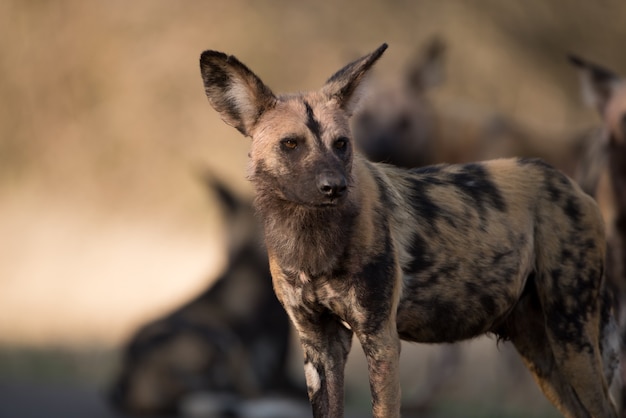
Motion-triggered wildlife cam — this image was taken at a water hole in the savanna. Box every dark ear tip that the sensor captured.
[567,54,585,68]
[366,43,388,63]
[200,50,228,65]
[427,36,446,55]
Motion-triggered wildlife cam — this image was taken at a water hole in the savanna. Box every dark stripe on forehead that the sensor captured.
[304,101,323,143]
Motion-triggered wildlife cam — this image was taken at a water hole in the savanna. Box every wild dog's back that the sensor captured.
[363,157,606,343]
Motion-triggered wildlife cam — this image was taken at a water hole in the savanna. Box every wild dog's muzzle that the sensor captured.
[316,170,347,200]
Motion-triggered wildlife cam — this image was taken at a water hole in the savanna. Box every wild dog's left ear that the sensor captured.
[568,54,621,117]
[200,50,277,137]
[323,43,388,116]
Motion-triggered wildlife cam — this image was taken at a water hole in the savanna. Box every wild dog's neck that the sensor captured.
[253,191,358,278]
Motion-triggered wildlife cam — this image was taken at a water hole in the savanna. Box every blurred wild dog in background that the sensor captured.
[199,43,619,418]
[352,37,444,168]
[571,55,626,415]
[109,175,305,417]
[353,37,585,175]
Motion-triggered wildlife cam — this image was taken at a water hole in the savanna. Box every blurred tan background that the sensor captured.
[2,0,626,416]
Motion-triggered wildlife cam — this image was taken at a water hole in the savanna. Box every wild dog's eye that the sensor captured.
[280,137,298,150]
[334,137,349,150]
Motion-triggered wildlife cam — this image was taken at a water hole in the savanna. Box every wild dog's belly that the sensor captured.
[396,250,531,343]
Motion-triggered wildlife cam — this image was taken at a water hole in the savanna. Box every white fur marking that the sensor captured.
[226,81,256,120]
[304,361,321,394]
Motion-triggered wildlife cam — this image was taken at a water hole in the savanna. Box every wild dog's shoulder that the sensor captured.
[367,157,549,189]
[365,156,593,221]
[446,157,576,194]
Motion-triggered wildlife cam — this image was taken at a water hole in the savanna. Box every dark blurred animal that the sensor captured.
[109,175,303,416]
[352,37,444,168]
[353,38,584,176]
[199,43,618,418]
[570,55,626,414]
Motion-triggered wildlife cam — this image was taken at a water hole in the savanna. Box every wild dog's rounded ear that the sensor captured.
[569,54,626,144]
[323,43,388,117]
[405,36,446,94]
[568,54,620,117]
[196,168,242,214]
[200,50,277,137]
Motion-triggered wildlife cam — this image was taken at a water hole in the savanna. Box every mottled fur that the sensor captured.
[199,44,618,418]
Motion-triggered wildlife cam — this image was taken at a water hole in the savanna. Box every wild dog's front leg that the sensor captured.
[356,320,402,418]
[297,313,353,418]
[270,263,353,417]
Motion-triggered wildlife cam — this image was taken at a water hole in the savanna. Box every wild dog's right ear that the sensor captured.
[568,54,620,117]
[200,50,277,137]
[323,43,388,116]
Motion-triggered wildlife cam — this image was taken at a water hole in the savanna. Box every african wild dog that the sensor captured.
[109,175,304,416]
[570,55,626,414]
[199,44,618,417]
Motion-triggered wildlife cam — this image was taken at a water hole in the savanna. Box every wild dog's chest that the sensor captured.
[279,271,363,327]
[277,249,399,334]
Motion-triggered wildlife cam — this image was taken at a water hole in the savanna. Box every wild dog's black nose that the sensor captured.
[317,171,347,198]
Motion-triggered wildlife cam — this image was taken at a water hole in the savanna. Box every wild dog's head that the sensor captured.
[570,55,626,213]
[570,55,626,146]
[353,38,444,168]
[199,44,387,208]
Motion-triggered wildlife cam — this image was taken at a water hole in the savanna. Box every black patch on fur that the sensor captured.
[560,248,574,263]
[405,177,445,226]
[405,233,434,275]
[564,197,582,224]
[304,101,323,144]
[527,159,572,204]
[464,281,481,297]
[450,163,507,214]
[355,231,397,334]
[492,249,514,265]
[516,157,552,168]
[480,294,497,317]
[368,163,397,212]
[547,301,594,352]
